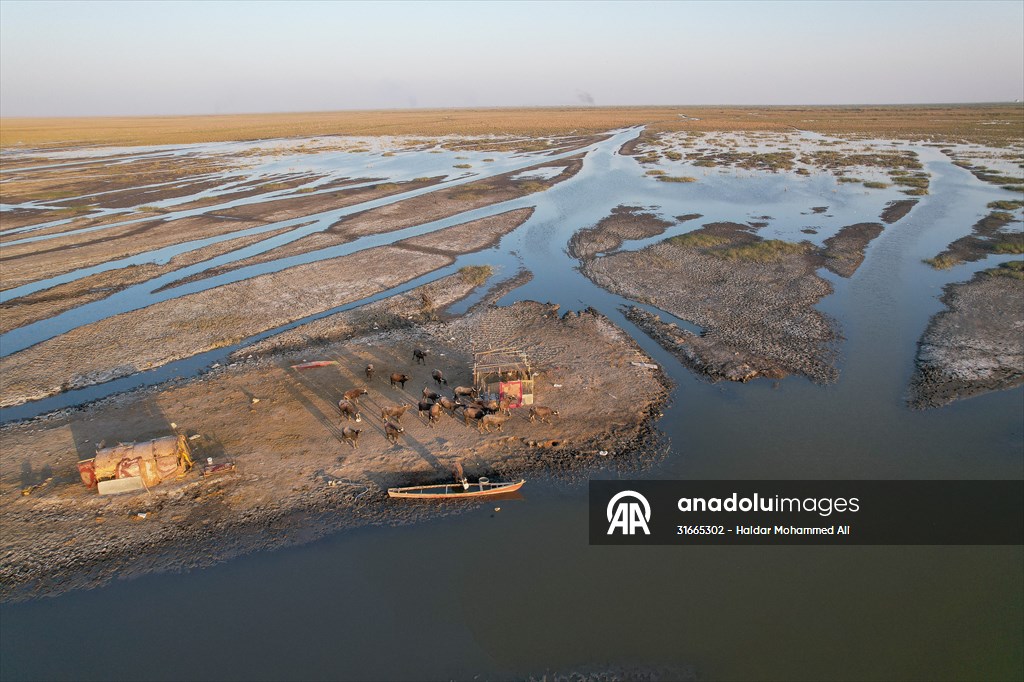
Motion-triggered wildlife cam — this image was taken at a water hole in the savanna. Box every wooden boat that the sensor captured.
[388,478,525,499]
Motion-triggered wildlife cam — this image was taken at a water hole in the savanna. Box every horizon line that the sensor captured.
[3,101,1023,121]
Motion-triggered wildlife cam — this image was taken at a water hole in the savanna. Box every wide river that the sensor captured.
[1,129,1022,681]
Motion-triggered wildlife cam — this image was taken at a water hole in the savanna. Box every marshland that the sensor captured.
[1,105,1022,681]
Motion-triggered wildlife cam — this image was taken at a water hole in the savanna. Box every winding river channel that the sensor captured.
[1,128,1021,681]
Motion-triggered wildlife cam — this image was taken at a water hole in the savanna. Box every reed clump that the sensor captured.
[984,260,1024,280]
[458,265,493,286]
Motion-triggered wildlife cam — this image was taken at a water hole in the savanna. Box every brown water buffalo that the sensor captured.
[365,364,375,380]
[431,369,447,385]
[498,396,515,416]
[480,414,510,432]
[384,421,405,444]
[343,387,368,403]
[390,373,411,389]
[381,404,412,423]
[338,399,361,422]
[438,396,461,416]
[453,386,478,400]
[413,348,429,364]
[529,406,559,424]
[342,426,361,448]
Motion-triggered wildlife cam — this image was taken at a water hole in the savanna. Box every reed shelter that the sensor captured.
[472,348,534,407]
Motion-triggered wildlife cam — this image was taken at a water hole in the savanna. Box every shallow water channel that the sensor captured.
[1,129,1022,681]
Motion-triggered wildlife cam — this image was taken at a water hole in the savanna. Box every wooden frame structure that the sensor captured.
[472,348,534,407]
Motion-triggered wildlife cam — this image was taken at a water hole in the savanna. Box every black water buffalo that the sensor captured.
[413,348,429,364]
[431,369,447,386]
[462,406,486,426]
[418,401,441,428]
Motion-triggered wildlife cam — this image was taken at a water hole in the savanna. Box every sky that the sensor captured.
[1,0,1022,117]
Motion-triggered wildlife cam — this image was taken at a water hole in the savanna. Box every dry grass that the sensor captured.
[3,104,1022,148]
[668,233,730,249]
[924,254,961,269]
[458,265,493,286]
[984,260,1024,280]
[714,239,811,263]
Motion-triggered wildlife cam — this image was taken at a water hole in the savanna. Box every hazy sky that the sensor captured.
[1,0,1022,117]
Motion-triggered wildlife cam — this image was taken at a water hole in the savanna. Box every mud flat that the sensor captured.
[567,205,676,259]
[580,221,843,383]
[0,226,296,334]
[0,209,534,408]
[0,176,438,289]
[0,214,273,289]
[819,222,885,278]
[183,157,583,282]
[908,268,1024,408]
[0,298,668,602]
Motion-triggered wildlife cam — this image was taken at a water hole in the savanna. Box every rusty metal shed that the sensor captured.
[472,348,534,407]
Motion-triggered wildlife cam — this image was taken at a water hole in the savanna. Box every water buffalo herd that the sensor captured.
[333,348,558,447]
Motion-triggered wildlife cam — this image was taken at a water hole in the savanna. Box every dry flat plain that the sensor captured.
[1,106,1022,601]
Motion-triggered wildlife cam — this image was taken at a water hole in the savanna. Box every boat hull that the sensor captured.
[388,479,525,499]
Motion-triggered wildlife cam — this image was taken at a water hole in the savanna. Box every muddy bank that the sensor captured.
[0,300,668,602]
[0,208,534,408]
[0,154,231,209]
[210,176,438,224]
[908,269,1024,408]
[567,205,676,259]
[580,221,840,383]
[880,199,918,224]
[0,214,270,289]
[925,210,1023,269]
[179,157,583,284]
[819,222,884,278]
[0,226,296,335]
[0,177,441,289]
